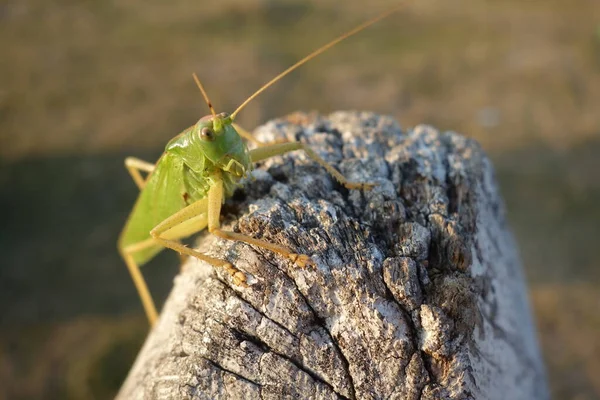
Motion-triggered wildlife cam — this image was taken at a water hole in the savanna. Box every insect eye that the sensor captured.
[218,112,229,119]
[200,127,215,141]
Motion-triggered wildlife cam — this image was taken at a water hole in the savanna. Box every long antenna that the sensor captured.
[230,2,407,120]
[193,73,217,118]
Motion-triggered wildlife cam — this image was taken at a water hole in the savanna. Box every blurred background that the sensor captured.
[1,0,599,398]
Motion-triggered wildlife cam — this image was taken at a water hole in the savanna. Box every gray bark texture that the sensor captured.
[117,111,549,400]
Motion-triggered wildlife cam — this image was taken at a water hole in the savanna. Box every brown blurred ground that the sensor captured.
[0,0,599,398]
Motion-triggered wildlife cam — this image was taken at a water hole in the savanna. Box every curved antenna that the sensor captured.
[193,73,217,118]
[230,2,407,120]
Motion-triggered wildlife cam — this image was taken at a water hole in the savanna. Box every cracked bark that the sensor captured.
[117,111,549,400]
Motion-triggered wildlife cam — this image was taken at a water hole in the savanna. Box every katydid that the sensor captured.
[118,5,405,326]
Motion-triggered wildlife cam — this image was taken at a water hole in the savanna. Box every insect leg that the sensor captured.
[250,141,376,190]
[207,170,314,268]
[120,238,160,325]
[231,122,267,146]
[232,122,287,147]
[121,209,211,325]
[125,157,155,190]
[149,199,248,287]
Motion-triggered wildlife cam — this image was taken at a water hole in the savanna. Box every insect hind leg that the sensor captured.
[149,199,248,287]
[120,238,160,325]
[207,169,314,268]
[211,229,314,268]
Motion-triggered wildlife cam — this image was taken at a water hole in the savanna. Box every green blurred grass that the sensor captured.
[1,0,599,398]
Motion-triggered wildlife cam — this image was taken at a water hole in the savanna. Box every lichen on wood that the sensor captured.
[117,111,549,400]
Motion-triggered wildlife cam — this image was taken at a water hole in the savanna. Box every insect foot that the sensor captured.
[289,253,315,268]
[223,262,249,287]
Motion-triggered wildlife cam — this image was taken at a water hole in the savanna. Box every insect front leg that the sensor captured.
[149,198,248,287]
[125,157,155,190]
[207,170,314,268]
[232,122,267,146]
[232,122,287,147]
[249,141,377,190]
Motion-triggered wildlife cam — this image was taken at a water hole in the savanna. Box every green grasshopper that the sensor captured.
[118,5,404,326]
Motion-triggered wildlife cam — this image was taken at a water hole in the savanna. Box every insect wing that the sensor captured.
[119,153,188,265]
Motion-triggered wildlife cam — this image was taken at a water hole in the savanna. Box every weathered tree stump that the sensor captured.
[117,111,549,400]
